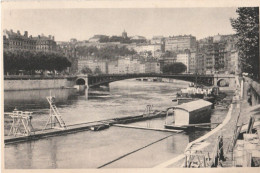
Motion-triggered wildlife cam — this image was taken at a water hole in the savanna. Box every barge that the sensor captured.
[165,99,213,130]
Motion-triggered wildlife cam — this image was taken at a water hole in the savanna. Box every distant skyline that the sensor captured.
[3,8,238,41]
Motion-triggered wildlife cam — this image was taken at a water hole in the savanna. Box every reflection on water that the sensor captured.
[4,79,215,168]
[4,89,78,111]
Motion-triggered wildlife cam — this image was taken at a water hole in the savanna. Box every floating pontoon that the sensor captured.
[165,99,213,130]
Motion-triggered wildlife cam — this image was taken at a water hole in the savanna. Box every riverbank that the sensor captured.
[4,78,75,91]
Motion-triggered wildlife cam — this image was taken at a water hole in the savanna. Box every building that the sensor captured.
[56,41,78,74]
[134,44,162,57]
[89,35,109,43]
[108,61,119,74]
[165,35,196,52]
[189,52,197,74]
[3,29,36,51]
[151,36,165,45]
[139,62,146,73]
[196,52,206,74]
[77,58,108,74]
[145,60,161,73]
[122,30,128,39]
[197,34,237,74]
[35,34,57,53]
[118,57,132,74]
[3,29,57,53]
[130,35,147,44]
[176,51,191,73]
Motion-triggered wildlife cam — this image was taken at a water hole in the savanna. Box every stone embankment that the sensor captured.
[4,75,76,90]
[155,77,260,168]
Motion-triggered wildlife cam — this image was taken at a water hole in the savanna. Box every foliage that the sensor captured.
[93,67,102,74]
[76,45,136,60]
[162,62,187,74]
[4,50,71,75]
[81,66,92,74]
[162,51,177,58]
[230,7,259,79]
[77,46,98,56]
[109,36,131,43]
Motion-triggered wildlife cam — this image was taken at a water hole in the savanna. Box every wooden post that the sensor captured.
[184,155,187,167]
[247,116,255,134]
[243,151,252,167]
[232,125,242,151]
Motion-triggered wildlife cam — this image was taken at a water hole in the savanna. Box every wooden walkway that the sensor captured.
[4,111,171,145]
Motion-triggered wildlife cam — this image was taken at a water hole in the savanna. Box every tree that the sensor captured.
[230,7,259,79]
[162,62,187,74]
[81,66,92,74]
[93,67,102,74]
[76,45,136,60]
[3,50,71,75]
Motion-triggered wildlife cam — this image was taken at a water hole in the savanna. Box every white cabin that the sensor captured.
[174,99,212,126]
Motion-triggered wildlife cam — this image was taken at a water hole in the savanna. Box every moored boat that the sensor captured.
[165,99,213,130]
[172,85,219,106]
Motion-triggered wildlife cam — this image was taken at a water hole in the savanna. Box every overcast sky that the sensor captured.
[3,8,238,41]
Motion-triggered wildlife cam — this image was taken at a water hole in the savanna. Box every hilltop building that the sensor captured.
[89,35,109,43]
[130,35,147,44]
[122,30,128,39]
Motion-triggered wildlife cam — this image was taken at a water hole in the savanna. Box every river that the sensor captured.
[4,78,226,168]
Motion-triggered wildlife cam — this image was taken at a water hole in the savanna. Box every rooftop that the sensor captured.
[174,99,212,112]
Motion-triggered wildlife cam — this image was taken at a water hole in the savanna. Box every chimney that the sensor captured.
[49,35,51,39]
[10,29,13,33]
[24,31,28,37]
[38,35,41,39]
[17,30,20,35]
[29,35,32,38]
[52,36,55,41]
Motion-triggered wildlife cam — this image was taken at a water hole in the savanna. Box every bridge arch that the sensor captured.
[217,79,229,87]
[76,78,86,85]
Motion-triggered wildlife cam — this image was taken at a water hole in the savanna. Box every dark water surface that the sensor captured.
[4,79,220,168]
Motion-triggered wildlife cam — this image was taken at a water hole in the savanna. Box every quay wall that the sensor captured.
[4,79,75,91]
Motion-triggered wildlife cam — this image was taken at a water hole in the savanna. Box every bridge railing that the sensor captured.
[4,75,77,80]
[87,73,214,78]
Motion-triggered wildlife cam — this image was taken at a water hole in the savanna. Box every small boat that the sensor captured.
[90,124,110,131]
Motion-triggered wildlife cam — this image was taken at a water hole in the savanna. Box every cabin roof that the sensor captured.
[174,99,212,112]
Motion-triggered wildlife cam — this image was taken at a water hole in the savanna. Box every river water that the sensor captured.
[4,79,224,169]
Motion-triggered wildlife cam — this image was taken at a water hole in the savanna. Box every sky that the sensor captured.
[2,8,238,41]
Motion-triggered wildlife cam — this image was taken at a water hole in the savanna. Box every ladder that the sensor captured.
[43,96,66,130]
[50,102,66,128]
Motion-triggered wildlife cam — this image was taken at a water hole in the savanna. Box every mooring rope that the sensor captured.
[97,133,175,168]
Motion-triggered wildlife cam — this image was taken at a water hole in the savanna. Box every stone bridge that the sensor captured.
[74,73,237,88]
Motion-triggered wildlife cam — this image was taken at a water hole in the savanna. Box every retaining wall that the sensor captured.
[4,79,74,91]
